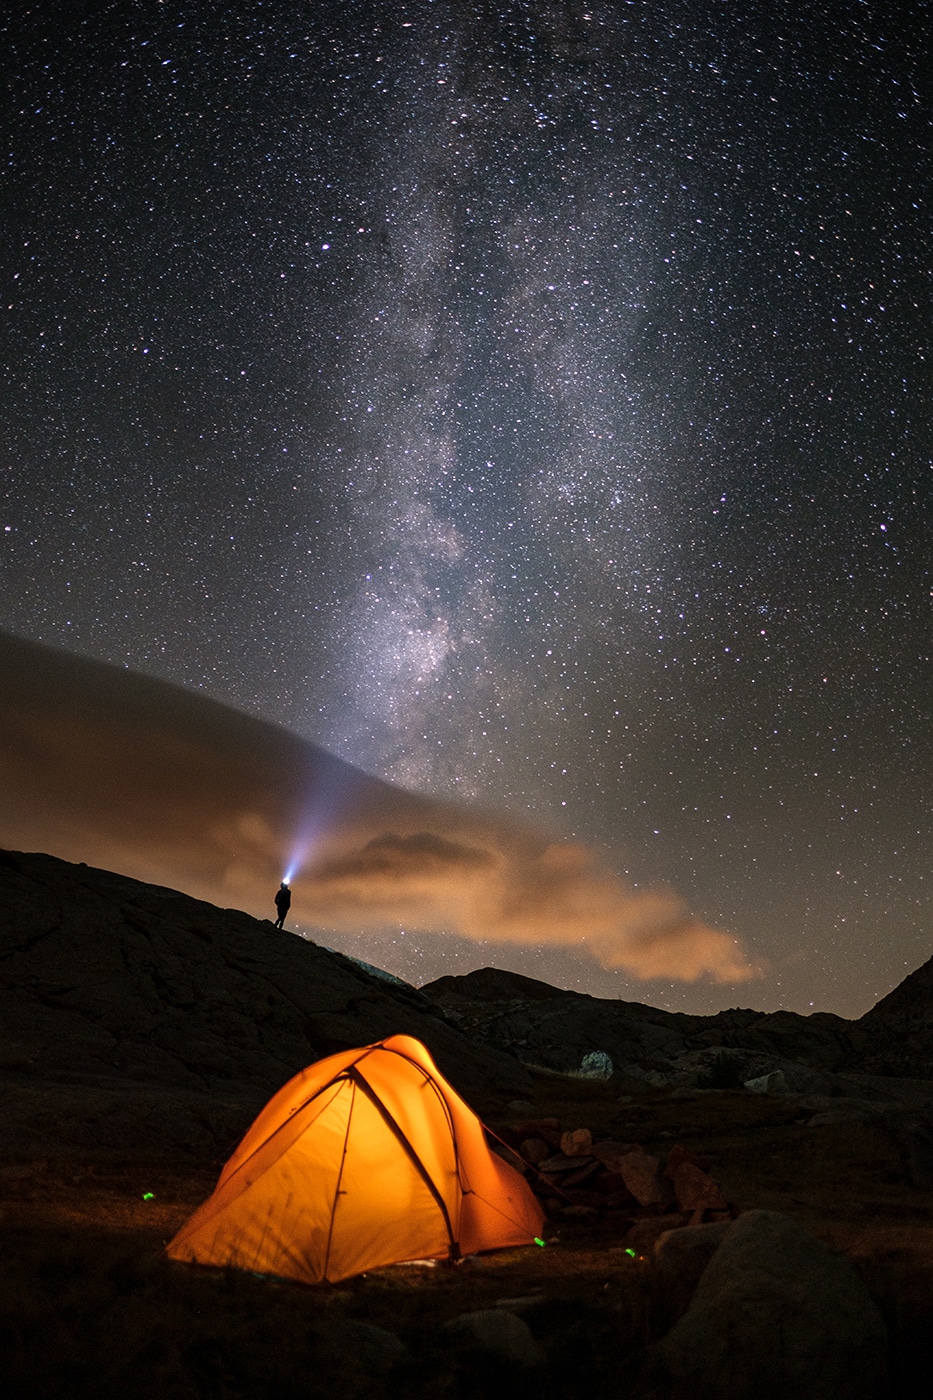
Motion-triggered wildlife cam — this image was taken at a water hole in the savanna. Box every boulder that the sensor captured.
[560,1127,593,1157]
[651,1209,888,1399]
[442,1309,542,1367]
[539,1151,596,1174]
[743,1069,788,1094]
[312,1320,406,1376]
[563,1160,603,1187]
[651,1220,734,1325]
[624,1213,688,1253]
[615,1147,664,1208]
[664,1143,712,1175]
[520,1137,551,1165]
[675,1046,834,1094]
[806,1101,886,1127]
[512,1118,563,1147]
[591,1139,639,1173]
[667,1160,727,1213]
[578,1050,614,1079]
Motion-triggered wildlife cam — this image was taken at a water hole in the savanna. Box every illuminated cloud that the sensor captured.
[306,832,759,984]
[0,631,759,985]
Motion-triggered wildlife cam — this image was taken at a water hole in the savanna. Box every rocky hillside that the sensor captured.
[0,849,531,1157]
[423,961,933,1099]
[851,954,933,1079]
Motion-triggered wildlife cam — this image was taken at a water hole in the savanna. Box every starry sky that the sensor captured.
[2,0,930,1018]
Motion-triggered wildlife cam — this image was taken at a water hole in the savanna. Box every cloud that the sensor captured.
[0,631,759,985]
[306,830,758,984]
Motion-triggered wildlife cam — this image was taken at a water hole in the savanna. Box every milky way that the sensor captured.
[2,1,930,1015]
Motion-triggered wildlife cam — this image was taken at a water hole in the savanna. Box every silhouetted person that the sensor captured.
[274,881,291,929]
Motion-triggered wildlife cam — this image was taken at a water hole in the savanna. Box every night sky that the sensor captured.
[2,1,930,1017]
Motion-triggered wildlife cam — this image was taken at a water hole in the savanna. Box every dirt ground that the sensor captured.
[3,1073,933,1398]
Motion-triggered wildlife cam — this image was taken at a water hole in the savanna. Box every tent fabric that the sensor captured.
[166,1033,545,1284]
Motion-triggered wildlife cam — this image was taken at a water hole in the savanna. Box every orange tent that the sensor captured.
[166,1034,545,1284]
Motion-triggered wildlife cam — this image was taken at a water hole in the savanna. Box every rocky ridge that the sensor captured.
[423,963,933,1104]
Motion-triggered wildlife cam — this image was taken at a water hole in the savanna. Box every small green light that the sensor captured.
[534,1237,546,1248]
[142,1192,154,1201]
[625,1247,636,1257]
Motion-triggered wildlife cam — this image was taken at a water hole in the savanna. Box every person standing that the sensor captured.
[274,881,291,929]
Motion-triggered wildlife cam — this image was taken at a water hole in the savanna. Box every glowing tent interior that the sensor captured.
[166,1034,545,1284]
